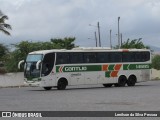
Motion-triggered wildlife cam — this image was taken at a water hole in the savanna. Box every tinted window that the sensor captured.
[142,52,150,62]
[56,53,70,64]
[122,52,135,62]
[42,53,55,76]
[135,52,142,62]
[123,51,150,62]
[70,52,84,63]
[97,52,110,63]
[110,52,122,62]
[84,53,96,63]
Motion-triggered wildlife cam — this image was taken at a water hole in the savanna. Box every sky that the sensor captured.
[0,0,160,48]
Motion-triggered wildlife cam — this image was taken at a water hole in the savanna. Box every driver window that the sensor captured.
[42,53,55,76]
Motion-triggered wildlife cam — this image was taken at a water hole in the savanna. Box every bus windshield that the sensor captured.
[26,54,43,62]
[25,54,43,80]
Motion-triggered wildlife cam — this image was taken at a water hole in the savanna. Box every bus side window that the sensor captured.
[70,53,83,64]
[142,52,150,62]
[84,53,96,63]
[135,52,142,62]
[56,53,70,64]
[110,52,122,63]
[122,52,135,62]
[97,52,110,63]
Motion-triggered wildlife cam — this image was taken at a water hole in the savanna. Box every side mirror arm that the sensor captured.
[18,60,24,69]
[36,60,42,69]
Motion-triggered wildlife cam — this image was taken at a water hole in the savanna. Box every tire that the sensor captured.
[103,84,113,87]
[115,76,127,87]
[57,79,67,90]
[43,87,52,90]
[127,75,136,86]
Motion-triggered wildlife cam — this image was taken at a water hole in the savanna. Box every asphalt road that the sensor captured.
[0,80,160,120]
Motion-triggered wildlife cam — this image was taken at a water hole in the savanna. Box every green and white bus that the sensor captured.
[18,47,151,90]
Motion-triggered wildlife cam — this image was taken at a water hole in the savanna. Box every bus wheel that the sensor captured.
[57,79,67,90]
[43,87,52,90]
[115,76,127,87]
[127,75,136,86]
[103,84,113,87]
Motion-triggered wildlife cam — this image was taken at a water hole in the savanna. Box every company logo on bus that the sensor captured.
[64,67,87,72]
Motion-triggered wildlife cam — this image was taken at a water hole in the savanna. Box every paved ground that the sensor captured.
[0,80,160,120]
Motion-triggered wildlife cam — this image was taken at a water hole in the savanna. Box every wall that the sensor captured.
[0,72,25,87]
[151,69,160,80]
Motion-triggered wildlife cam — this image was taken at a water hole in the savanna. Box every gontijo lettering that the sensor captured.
[136,65,150,69]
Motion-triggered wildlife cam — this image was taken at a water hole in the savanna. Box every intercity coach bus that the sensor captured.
[18,47,151,90]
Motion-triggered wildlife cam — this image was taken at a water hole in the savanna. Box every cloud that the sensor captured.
[0,0,160,47]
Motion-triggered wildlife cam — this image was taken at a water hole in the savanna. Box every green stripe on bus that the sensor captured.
[123,64,151,70]
[56,65,101,72]
[56,63,151,73]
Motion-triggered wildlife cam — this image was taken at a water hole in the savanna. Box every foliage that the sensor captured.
[115,38,150,49]
[0,10,12,36]
[51,37,76,49]
[4,37,76,72]
[152,55,160,70]
[0,43,8,60]
[4,51,20,72]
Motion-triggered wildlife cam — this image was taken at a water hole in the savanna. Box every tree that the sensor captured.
[0,10,12,36]
[0,43,8,60]
[0,44,8,73]
[115,38,150,49]
[152,55,160,70]
[4,37,77,72]
[51,37,76,49]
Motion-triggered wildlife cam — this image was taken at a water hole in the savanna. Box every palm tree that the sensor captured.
[0,10,12,36]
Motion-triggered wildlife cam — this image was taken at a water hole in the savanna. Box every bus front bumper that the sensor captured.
[24,81,40,87]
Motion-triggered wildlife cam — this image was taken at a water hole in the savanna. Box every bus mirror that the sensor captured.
[18,60,24,69]
[36,60,41,69]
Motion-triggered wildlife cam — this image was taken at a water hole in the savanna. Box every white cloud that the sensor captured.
[0,0,160,47]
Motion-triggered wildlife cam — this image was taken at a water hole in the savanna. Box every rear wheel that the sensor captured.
[43,87,52,90]
[57,79,67,90]
[103,84,113,87]
[127,75,136,86]
[115,76,127,87]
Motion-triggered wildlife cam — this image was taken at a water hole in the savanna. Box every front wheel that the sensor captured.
[43,87,52,90]
[57,79,67,90]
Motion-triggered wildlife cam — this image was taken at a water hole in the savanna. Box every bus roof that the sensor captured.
[29,47,150,55]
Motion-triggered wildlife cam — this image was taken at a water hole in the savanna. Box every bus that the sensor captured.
[18,47,151,90]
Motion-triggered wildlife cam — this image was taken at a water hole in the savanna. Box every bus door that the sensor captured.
[41,53,55,86]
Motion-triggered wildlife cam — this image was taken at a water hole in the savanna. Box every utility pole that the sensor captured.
[97,22,101,47]
[94,31,98,47]
[121,33,123,47]
[110,29,112,49]
[118,17,120,48]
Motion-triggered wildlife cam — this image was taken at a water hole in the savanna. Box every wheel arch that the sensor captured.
[118,75,127,80]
